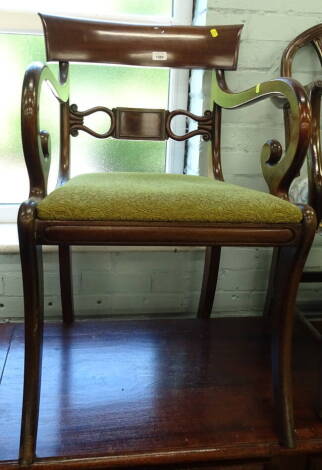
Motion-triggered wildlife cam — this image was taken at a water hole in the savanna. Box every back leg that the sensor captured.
[197,246,221,318]
[263,247,279,333]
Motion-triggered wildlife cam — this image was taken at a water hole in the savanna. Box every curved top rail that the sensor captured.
[39,13,243,70]
[281,23,322,76]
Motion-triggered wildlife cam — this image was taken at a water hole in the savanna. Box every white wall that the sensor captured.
[0,0,321,321]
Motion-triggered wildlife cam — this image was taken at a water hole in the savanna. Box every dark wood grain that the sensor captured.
[21,63,68,200]
[17,202,45,466]
[281,23,322,77]
[213,71,311,201]
[39,14,243,70]
[278,24,322,420]
[306,81,322,224]
[1,318,322,469]
[37,223,301,246]
[279,23,322,222]
[197,247,221,318]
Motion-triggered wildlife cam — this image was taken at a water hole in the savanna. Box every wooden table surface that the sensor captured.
[0,316,322,469]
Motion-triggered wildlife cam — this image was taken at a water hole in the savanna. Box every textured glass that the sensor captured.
[0,34,45,203]
[0,33,169,203]
[69,65,168,176]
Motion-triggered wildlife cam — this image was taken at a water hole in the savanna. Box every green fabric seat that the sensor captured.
[37,172,303,223]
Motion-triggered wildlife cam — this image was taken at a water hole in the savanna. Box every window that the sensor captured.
[0,1,192,220]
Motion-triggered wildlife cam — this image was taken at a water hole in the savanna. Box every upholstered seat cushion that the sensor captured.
[37,172,303,223]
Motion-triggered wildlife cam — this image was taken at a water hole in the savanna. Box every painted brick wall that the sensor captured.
[184,0,322,315]
[1,236,322,321]
[189,0,322,179]
[0,247,273,320]
[0,0,321,321]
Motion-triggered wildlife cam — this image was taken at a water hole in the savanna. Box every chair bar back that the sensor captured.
[40,14,243,70]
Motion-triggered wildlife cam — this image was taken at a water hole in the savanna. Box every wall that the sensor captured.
[0,245,278,319]
[0,0,321,321]
[1,236,322,321]
[186,0,322,312]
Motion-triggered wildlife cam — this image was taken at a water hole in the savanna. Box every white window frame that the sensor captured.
[0,0,193,222]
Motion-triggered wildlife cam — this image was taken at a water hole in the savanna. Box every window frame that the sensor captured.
[0,0,193,222]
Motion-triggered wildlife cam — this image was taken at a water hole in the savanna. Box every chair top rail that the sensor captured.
[39,13,243,70]
[281,23,322,76]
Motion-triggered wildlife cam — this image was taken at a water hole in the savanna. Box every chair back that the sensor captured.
[38,14,243,182]
[40,14,243,70]
[281,24,322,222]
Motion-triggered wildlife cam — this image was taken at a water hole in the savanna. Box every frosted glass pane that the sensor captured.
[0,33,169,203]
[0,34,45,203]
[69,65,169,176]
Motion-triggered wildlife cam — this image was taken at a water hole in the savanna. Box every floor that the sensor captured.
[1,316,322,469]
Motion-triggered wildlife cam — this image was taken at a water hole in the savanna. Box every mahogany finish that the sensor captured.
[281,24,322,78]
[213,71,312,200]
[115,108,168,141]
[18,14,315,466]
[197,247,221,318]
[1,318,322,469]
[280,23,322,221]
[36,220,303,246]
[69,106,216,142]
[40,14,243,70]
[278,24,322,414]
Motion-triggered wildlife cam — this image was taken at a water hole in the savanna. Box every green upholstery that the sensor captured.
[37,172,302,223]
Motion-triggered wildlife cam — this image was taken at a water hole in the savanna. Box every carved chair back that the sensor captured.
[281,24,322,222]
[22,14,309,206]
[24,14,243,200]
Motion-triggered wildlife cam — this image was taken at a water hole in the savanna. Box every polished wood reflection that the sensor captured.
[1,317,322,469]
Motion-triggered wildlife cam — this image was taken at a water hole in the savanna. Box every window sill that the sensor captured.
[0,223,204,254]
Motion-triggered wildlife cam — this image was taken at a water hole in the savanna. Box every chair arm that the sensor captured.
[213,70,311,200]
[21,62,69,200]
[271,80,322,219]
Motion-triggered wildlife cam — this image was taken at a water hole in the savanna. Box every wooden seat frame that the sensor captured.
[18,14,315,466]
[278,23,322,414]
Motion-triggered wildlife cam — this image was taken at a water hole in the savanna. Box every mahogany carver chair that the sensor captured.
[18,14,315,465]
[278,23,322,414]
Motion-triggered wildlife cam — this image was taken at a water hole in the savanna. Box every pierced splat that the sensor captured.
[69,104,115,138]
[69,105,214,142]
[166,109,213,141]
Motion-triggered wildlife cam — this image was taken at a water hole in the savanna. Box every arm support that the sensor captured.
[213,70,311,199]
[21,62,69,200]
